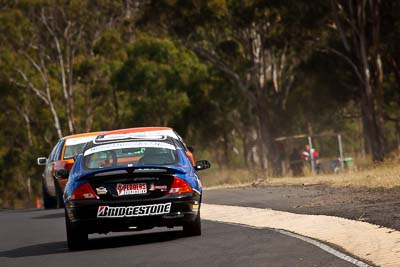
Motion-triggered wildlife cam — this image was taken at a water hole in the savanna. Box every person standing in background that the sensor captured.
[302,145,320,173]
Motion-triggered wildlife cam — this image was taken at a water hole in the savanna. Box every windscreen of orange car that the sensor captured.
[63,136,99,160]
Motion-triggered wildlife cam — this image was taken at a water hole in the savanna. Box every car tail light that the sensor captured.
[168,177,193,194]
[71,183,98,200]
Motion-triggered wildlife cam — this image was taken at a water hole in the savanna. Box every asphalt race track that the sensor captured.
[0,197,357,266]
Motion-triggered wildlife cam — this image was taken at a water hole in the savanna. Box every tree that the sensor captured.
[141,0,328,173]
[0,7,64,137]
[330,0,386,161]
[380,1,400,151]
[0,0,149,137]
[114,36,207,127]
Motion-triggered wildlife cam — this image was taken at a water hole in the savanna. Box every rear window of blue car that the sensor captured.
[82,140,178,170]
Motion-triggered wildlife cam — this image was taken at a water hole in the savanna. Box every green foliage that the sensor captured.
[115,36,207,127]
[0,0,400,207]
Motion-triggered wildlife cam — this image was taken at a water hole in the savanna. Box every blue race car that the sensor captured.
[61,135,210,250]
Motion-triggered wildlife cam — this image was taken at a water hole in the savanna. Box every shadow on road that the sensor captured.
[88,230,183,250]
[0,208,48,213]
[32,212,64,219]
[0,241,68,257]
[0,230,183,258]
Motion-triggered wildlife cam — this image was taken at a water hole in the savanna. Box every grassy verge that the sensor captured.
[201,168,264,188]
[201,161,400,189]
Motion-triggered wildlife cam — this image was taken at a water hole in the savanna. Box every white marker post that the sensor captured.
[308,136,315,172]
[338,134,345,171]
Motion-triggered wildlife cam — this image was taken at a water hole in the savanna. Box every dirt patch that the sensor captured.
[203,184,400,231]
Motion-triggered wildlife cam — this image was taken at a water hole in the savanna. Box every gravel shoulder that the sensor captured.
[203,184,400,231]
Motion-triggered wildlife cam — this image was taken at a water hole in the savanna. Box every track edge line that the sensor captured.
[205,220,373,267]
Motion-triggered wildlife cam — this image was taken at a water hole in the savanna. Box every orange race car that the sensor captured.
[37,132,102,209]
[99,127,196,165]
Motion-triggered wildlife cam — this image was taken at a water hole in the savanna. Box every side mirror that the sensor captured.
[55,169,69,179]
[37,157,47,166]
[194,160,211,171]
[187,146,194,153]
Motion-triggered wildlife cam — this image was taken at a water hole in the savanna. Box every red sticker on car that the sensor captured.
[116,183,147,196]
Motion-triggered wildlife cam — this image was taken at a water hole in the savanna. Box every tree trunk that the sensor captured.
[333,0,386,161]
[49,99,63,139]
[359,115,369,157]
[243,127,258,169]
[242,136,249,168]
[254,94,284,175]
[359,84,385,161]
[41,10,75,135]
[66,42,75,134]
[254,100,267,170]
[358,10,385,161]
[222,128,230,166]
[21,108,33,146]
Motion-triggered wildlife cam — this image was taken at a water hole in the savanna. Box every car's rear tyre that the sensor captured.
[42,181,57,209]
[183,211,201,237]
[65,210,88,250]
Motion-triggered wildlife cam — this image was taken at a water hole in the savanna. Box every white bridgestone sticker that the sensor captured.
[84,141,176,156]
[65,136,98,146]
[97,203,172,218]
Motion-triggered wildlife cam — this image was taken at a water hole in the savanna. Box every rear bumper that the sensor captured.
[65,193,200,234]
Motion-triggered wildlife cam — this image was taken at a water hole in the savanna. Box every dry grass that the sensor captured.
[201,161,400,189]
[201,168,261,189]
